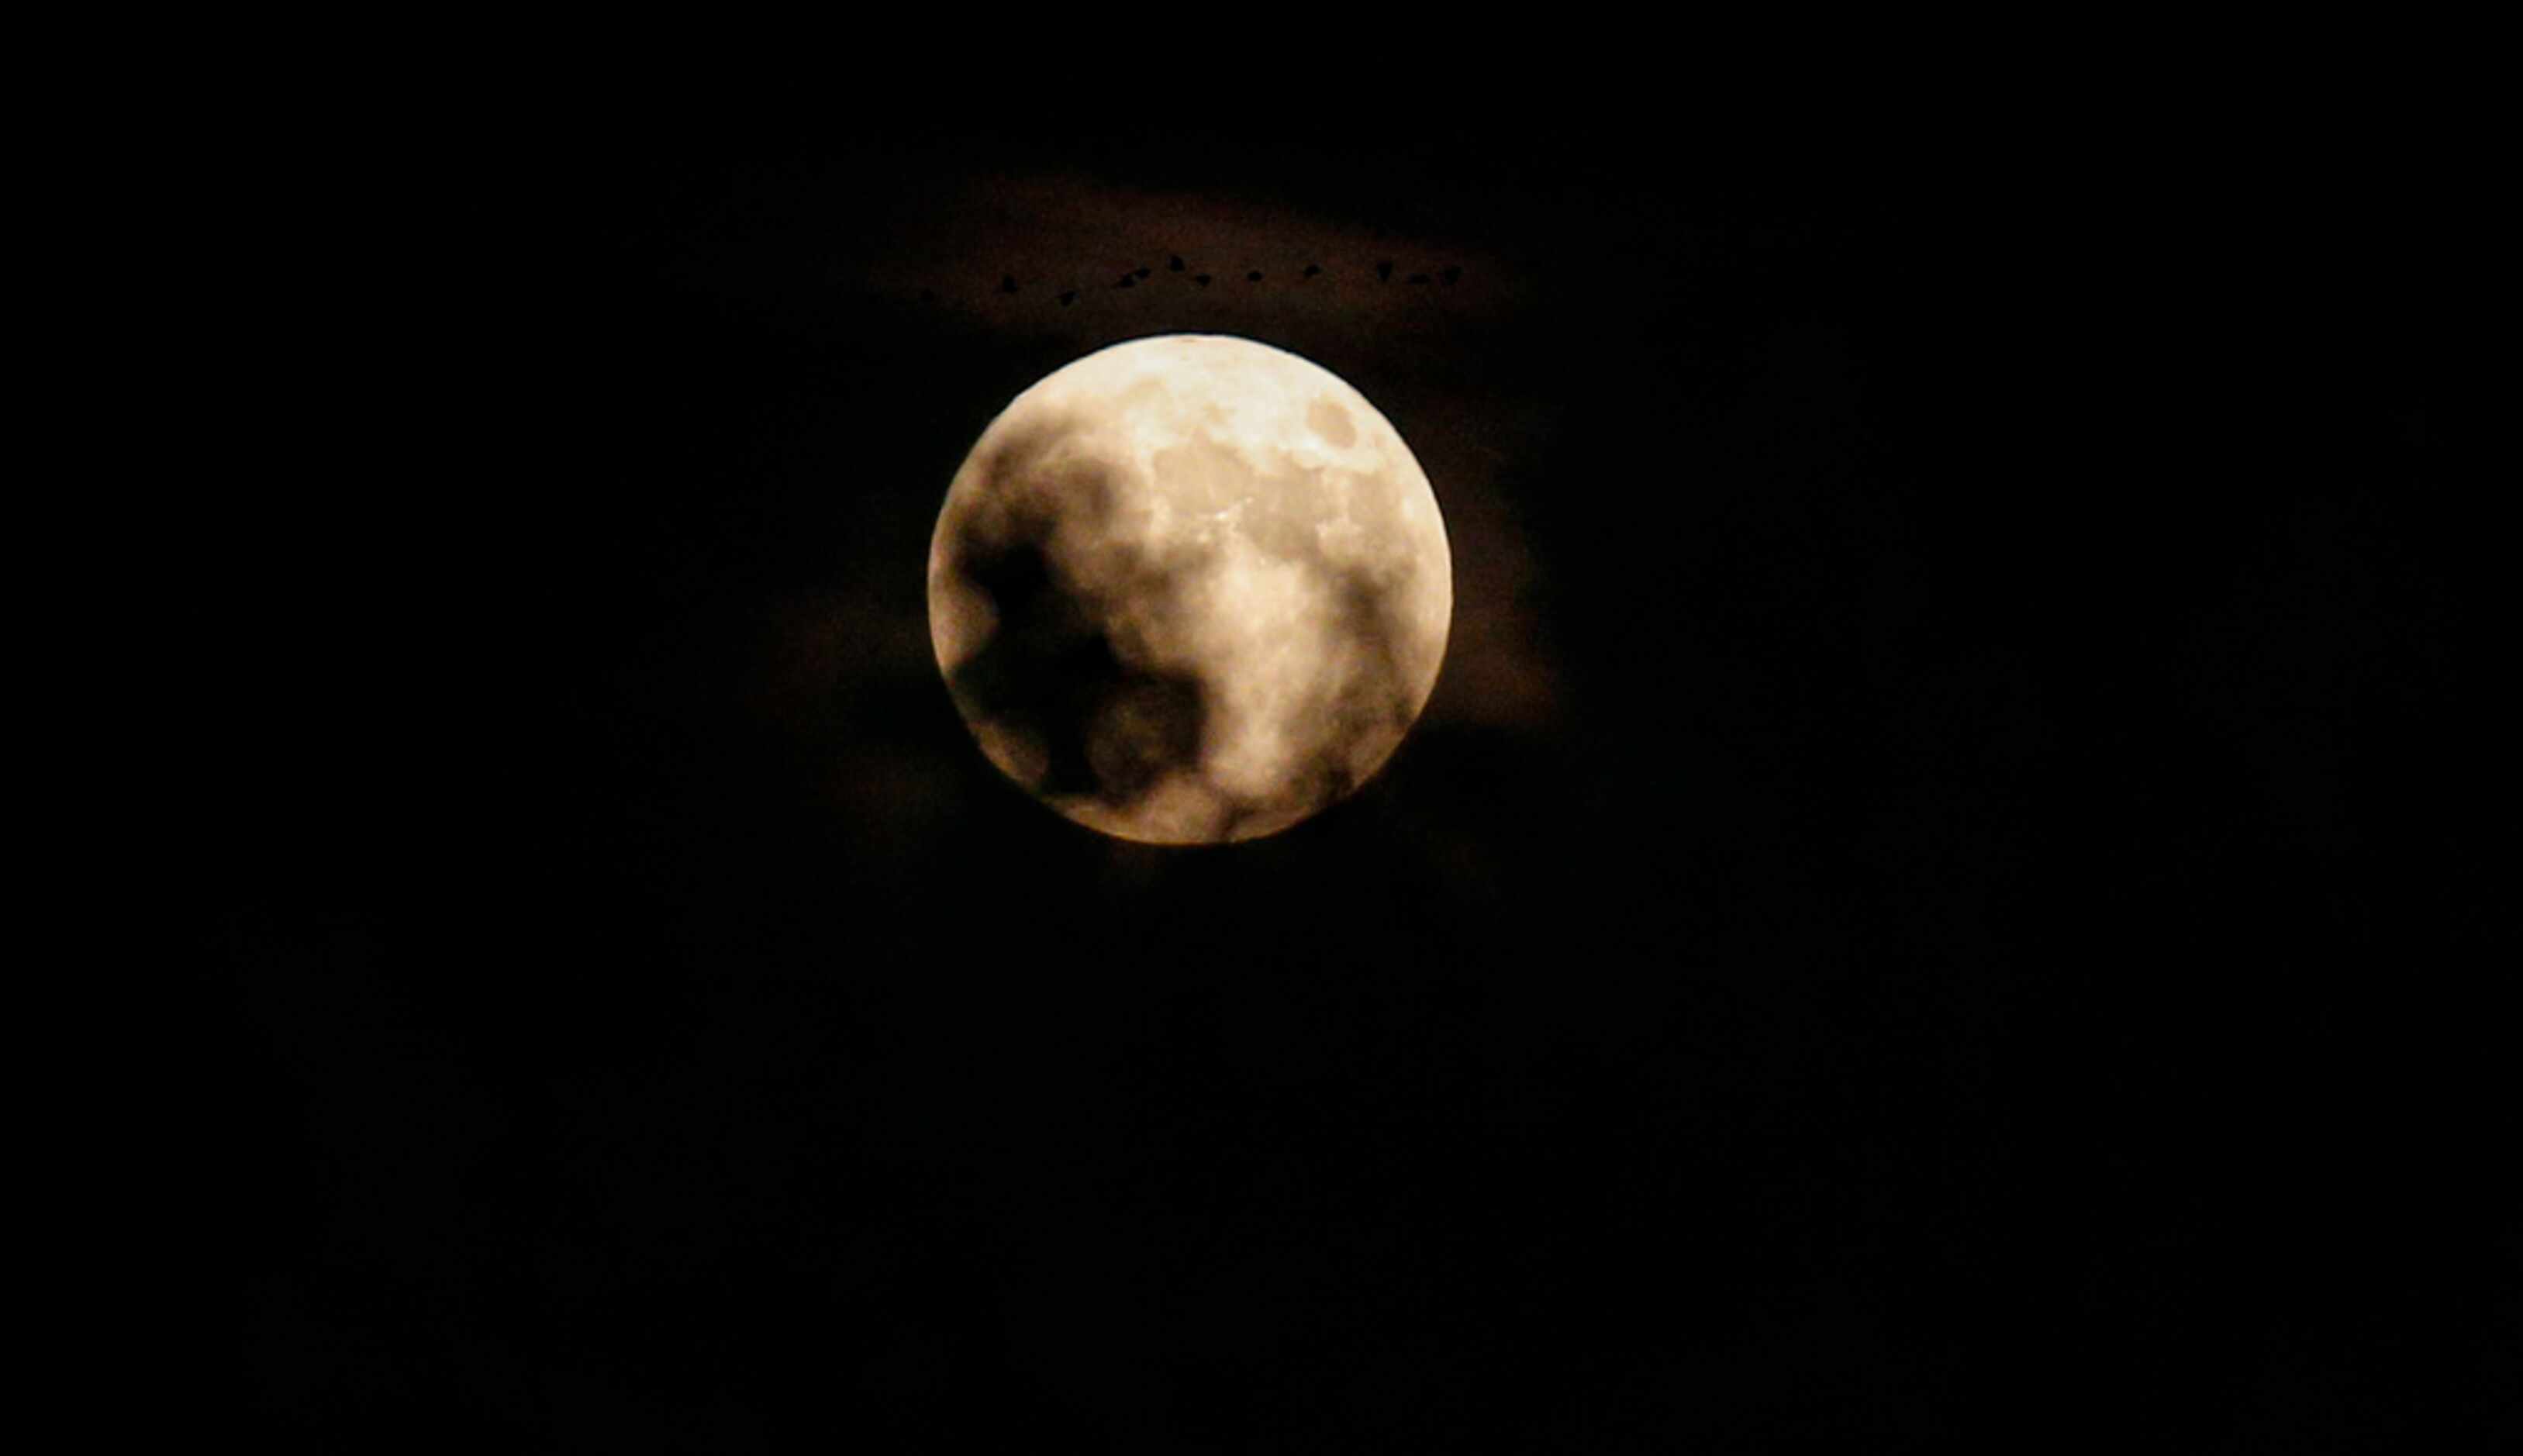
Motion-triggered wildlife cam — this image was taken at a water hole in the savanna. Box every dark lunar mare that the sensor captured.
[942,412,1434,837]
[941,416,1213,816]
[1304,561,1423,803]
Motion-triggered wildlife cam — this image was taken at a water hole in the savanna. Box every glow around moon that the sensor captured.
[928,334,1451,844]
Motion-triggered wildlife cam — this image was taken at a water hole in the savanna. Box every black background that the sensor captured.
[226,109,2494,1449]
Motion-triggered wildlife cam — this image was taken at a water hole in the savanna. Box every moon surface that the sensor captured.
[928,334,1452,844]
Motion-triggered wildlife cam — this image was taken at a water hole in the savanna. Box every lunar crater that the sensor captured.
[1306,396,1356,448]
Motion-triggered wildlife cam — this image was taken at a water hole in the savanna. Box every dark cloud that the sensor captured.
[854,169,1531,357]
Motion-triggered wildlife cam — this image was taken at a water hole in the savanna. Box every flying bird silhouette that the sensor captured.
[1246,270,1263,282]
[1375,260,1394,282]
[1193,274,1212,287]
[1302,263,1322,279]
[1169,255,1186,271]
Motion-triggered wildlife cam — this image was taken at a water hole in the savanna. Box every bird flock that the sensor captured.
[922,256,1464,308]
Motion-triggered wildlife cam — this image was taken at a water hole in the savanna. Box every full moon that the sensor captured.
[928,334,1452,844]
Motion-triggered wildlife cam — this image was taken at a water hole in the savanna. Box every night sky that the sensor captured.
[226,116,2492,1448]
